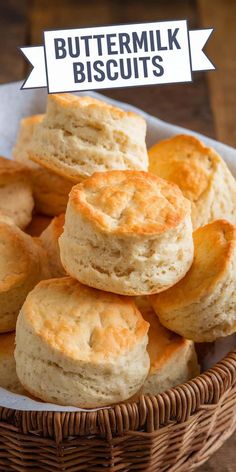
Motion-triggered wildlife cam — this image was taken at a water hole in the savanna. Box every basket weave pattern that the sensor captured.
[0,350,236,471]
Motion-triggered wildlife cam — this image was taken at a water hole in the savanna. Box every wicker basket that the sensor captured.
[0,349,235,472]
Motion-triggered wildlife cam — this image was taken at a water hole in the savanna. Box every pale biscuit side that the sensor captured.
[13,115,73,216]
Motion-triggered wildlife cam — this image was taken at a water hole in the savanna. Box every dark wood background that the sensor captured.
[0,0,235,470]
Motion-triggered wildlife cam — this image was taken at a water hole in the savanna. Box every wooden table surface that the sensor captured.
[1,0,236,470]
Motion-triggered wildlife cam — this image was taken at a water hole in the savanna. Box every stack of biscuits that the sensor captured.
[0,93,235,409]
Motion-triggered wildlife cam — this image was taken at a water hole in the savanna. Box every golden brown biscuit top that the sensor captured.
[48,93,145,122]
[148,134,222,202]
[135,300,186,373]
[23,277,149,363]
[0,156,30,182]
[151,219,236,312]
[0,332,15,358]
[0,223,39,291]
[69,170,190,235]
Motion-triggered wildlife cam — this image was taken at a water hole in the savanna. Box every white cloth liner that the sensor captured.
[0,81,235,411]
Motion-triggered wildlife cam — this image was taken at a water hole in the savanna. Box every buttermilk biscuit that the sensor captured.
[40,214,66,277]
[0,156,34,228]
[0,222,50,333]
[59,170,194,296]
[13,115,73,216]
[135,300,199,394]
[0,332,23,393]
[149,135,236,229]
[28,94,148,182]
[15,277,150,408]
[151,220,236,342]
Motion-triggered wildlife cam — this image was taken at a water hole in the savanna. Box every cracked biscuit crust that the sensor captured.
[69,170,189,235]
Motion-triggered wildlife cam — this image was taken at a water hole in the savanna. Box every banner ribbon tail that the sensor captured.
[189,29,215,71]
[20,46,47,89]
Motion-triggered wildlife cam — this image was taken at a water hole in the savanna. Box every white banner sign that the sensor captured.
[21,20,214,93]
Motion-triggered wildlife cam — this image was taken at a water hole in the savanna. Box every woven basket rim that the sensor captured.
[1,348,236,440]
